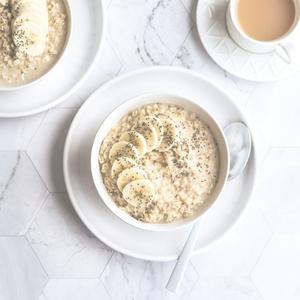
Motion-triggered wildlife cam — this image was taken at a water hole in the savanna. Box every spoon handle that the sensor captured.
[166,221,201,293]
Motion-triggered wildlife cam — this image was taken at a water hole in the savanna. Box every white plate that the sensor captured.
[196,0,298,82]
[0,0,105,118]
[63,66,258,261]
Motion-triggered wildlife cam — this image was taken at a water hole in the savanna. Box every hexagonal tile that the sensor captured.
[244,84,277,161]
[27,193,112,278]
[27,109,77,192]
[180,0,196,17]
[253,148,300,233]
[140,261,199,299]
[76,39,122,101]
[38,294,47,300]
[251,235,300,300]
[267,74,300,147]
[191,203,271,278]
[59,38,123,108]
[0,151,48,235]
[0,236,48,300]
[0,112,46,150]
[103,0,112,8]
[101,253,146,300]
[107,0,193,67]
[43,279,110,300]
[264,211,300,235]
[172,26,206,70]
[101,252,199,300]
[185,277,261,300]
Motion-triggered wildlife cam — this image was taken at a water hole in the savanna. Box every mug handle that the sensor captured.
[275,43,293,64]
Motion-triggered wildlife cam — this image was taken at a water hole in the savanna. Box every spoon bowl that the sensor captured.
[224,122,252,180]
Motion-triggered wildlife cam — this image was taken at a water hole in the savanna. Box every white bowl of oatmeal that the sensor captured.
[91,94,229,231]
[0,0,71,90]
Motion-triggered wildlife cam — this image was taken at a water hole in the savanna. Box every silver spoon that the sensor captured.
[166,121,252,293]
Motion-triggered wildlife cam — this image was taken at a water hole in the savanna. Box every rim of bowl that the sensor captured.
[0,0,72,92]
[90,93,230,232]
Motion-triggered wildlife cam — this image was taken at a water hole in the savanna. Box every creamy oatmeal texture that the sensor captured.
[0,0,68,86]
[99,103,220,223]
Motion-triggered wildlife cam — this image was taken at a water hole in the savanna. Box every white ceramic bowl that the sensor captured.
[90,93,230,231]
[0,0,72,92]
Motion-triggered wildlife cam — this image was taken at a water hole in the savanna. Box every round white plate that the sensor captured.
[0,0,105,118]
[63,66,257,261]
[196,0,298,82]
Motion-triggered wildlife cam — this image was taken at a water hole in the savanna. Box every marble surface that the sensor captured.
[1,0,300,299]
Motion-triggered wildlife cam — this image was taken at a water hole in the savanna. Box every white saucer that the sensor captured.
[0,0,105,118]
[196,0,298,82]
[63,66,258,261]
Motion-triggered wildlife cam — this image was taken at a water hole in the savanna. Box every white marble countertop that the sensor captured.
[1,0,300,299]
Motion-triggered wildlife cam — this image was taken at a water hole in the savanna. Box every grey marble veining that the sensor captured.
[0,152,48,235]
[102,253,200,300]
[26,193,112,278]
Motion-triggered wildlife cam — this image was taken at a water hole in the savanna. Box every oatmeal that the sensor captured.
[99,103,220,223]
[0,0,68,86]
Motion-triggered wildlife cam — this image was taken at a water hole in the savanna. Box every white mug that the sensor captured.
[226,0,300,64]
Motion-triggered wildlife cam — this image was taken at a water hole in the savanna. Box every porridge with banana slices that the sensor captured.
[99,103,220,223]
[0,0,68,86]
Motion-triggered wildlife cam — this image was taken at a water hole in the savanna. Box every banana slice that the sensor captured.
[111,157,138,179]
[116,166,148,191]
[11,0,48,56]
[15,12,48,32]
[134,120,158,152]
[13,20,46,56]
[157,117,179,152]
[14,1,47,14]
[122,179,155,207]
[141,116,164,147]
[119,131,147,156]
[109,141,139,162]
[12,0,48,31]
[24,36,46,56]
[13,0,47,12]
[13,0,42,5]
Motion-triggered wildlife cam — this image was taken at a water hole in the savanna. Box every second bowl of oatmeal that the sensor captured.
[91,94,229,231]
[0,0,71,90]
